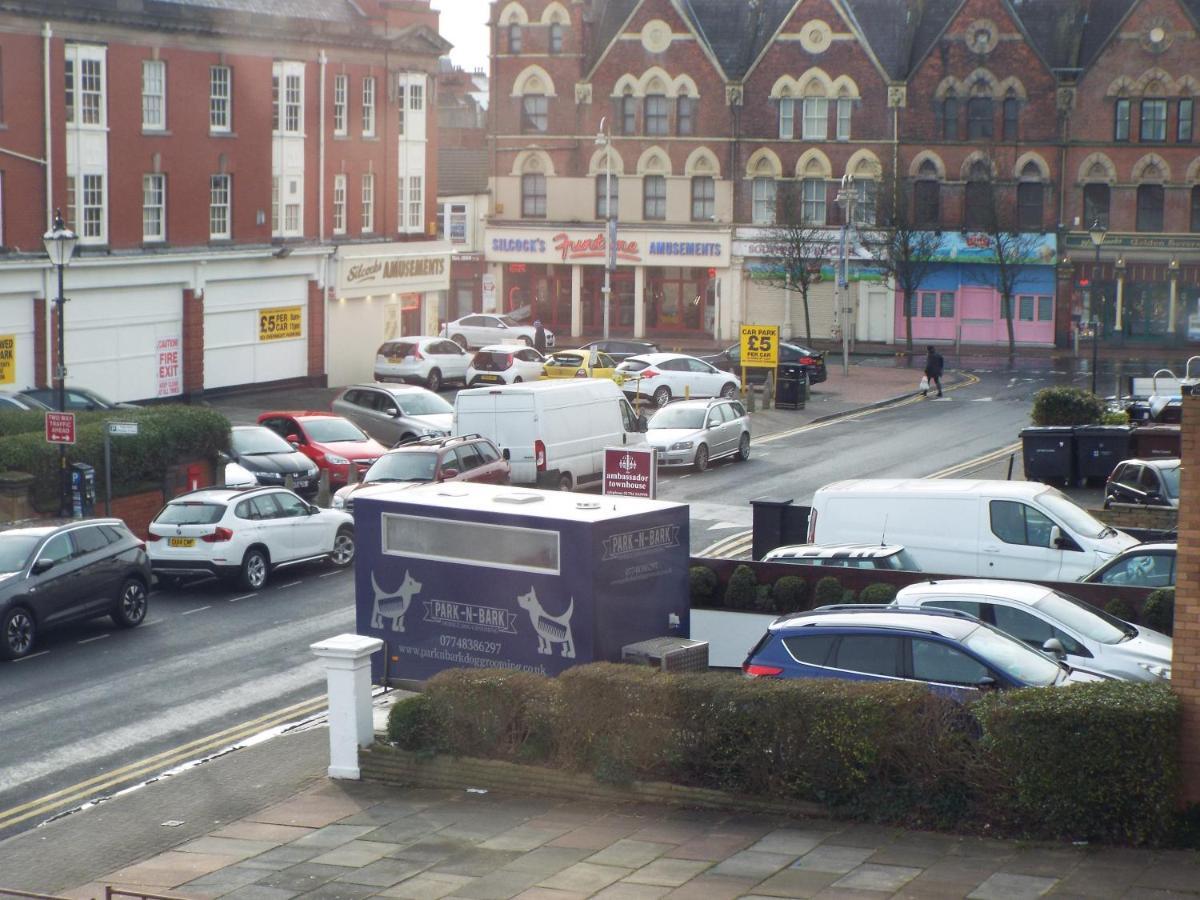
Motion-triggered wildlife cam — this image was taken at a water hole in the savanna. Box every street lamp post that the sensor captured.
[835,175,856,377]
[595,117,616,341]
[1088,219,1107,396]
[43,209,78,517]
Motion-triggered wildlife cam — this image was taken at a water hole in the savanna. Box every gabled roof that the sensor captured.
[584,0,641,73]
[1009,0,1087,70]
[1075,0,1146,68]
[843,0,961,80]
[682,0,794,80]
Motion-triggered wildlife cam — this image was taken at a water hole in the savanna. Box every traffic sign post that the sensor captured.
[738,325,780,396]
[104,420,140,516]
[45,411,76,445]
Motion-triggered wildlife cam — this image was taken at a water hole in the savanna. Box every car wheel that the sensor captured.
[239,548,269,591]
[720,382,738,399]
[653,385,671,407]
[737,433,751,461]
[514,376,523,383]
[559,472,573,492]
[112,578,149,628]
[1,606,35,660]
[426,368,442,392]
[451,334,468,349]
[330,527,356,568]
[694,444,709,472]
[520,336,533,347]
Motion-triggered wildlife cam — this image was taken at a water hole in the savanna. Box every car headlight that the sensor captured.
[670,441,694,451]
[307,465,319,477]
[326,454,349,466]
[1138,662,1171,680]
[332,494,346,509]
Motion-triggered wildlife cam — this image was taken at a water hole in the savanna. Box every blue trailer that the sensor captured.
[353,482,690,682]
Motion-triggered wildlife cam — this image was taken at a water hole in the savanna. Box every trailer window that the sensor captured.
[382,513,560,575]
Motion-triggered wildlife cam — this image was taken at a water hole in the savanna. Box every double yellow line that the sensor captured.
[929,441,1022,479]
[0,695,327,832]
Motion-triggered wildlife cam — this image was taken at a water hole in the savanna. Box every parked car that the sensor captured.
[1,519,152,660]
[225,425,320,498]
[1081,541,1176,589]
[542,348,619,381]
[1105,458,1180,509]
[577,339,659,364]
[146,486,355,591]
[761,542,919,571]
[441,314,555,350]
[645,398,750,470]
[892,579,1172,682]
[742,606,1106,692]
[706,342,828,385]
[0,391,50,411]
[257,412,388,488]
[373,336,471,392]
[615,353,741,407]
[331,383,453,446]
[332,434,510,511]
[18,386,139,410]
[467,344,547,386]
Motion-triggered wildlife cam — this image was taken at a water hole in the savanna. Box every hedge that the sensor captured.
[388,665,1181,844]
[1030,386,1106,427]
[0,406,230,510]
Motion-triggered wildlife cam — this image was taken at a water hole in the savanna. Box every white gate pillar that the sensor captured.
[311,633,383,779]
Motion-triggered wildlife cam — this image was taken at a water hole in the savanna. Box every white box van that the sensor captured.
[453,379,648,491]
[807,478,1138,582]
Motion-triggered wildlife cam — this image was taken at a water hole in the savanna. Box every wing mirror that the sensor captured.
[502,449,511,460]
[1049,525,1065,549]
[637,414,649,433]
[440,468,459,480]
[1042,638,1066,659]
[286,434,301,447]
[308,504,321,515]
[976,675,998,692]
[32,558,55,575]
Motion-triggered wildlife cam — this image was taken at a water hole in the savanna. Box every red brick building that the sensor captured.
[0,0,451,400]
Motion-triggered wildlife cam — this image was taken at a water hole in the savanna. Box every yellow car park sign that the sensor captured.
[0,334,14,385]
[740,325,780,367]
[258,306,303,342]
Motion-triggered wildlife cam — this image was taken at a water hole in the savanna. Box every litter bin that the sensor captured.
[1132,424,1181,460]
[1020,427,1075,485]
[1074,424,1133,484]
[774,363,807,410]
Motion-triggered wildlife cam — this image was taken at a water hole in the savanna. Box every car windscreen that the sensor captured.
[962,625,1062,687]
[365,452,438,482]
[546,353,584,367]
[881,549,920,571]
[156,502,226,525]
[0,535,41,573]
[396,392,453,416]
[498,315,522,327]
[302,418,368,443]
[1160,464,1181,498]
[379,341,416,359]
[231,428,294,455]
[650,407,706,429]
[1037,490,1110,539]
[1035,590,1130,644]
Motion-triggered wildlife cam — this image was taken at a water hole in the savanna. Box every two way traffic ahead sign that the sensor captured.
[45,412,75,445]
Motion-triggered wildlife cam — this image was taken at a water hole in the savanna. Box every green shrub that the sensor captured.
[1104,597,1137,623]
[771,575,808,614]
[1100,409,1131,426]
[754,584,775,612]
[724,564,759,611]
[386,694,444,753]
[1030,386,1106,426]
[423,668,559,762]
[814,575,845,606]
[689,565,718,605]
[859,583,897,605]
[1142,589,1175,636]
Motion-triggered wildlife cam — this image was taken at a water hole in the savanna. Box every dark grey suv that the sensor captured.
[0,519,152,660]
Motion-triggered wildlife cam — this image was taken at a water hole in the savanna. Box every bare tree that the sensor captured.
[756,185,835,345]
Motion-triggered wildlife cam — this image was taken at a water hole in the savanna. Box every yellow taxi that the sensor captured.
[541,349,620,381]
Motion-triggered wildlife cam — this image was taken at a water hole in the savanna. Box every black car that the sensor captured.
[1,519,152,660]
[576,339,660,364]
[1104,458,1180,509]
[18,386,139,411]
[226,425,321,498]
[705,342,828,385]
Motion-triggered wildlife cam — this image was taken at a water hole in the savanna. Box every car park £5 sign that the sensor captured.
[258,306,303,341]
[740,325,779,367]
[0,334,14,384]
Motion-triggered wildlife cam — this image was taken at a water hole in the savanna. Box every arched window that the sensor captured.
[1084,183,1110,228]
[676,93,695,136]
[508,23,522,54]
[619,88,637,135]
[803,91,828,140]
[1191,185,1200,232]
[643,175,666,220]
[836,88,852,141]
[521,93,547,133]
[549,22,564,54]
[964,160,993,230]
[522,173,546,217]
[802,178,826,225]
[778,89,795,139]
[1137,183,1164,232]
[942,90,959,140]
[914,159,940,226]
[968,95,993,140]
[691,176,715,221]
[1017,162,1043,231]
[1003,91,1019,141]
[752,177,777,225]
[644,93,669,136]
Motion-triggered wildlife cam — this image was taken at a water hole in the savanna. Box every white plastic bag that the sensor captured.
[919,375,929,392]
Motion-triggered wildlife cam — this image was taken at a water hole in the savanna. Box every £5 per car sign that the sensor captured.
[740,324,779,367]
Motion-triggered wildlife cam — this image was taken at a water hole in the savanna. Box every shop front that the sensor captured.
[483,226,731,339]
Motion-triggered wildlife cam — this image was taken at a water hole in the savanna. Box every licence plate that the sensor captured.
[386,357,404,364]
[168,537,195,548]
[294,478,310,487]
[479,374,500,382]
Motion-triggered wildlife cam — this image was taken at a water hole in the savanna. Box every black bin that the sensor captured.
[1132,424,1181,460]
[1074,424,1133,483]
[775,363,807,410]
[1020,427,1075,485]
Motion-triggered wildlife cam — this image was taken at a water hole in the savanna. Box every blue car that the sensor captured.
[742,606,1106,695]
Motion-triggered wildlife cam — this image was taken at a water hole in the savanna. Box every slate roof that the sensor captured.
[439,148,490,195]
[585,0,641,73]
[682,0,795,80]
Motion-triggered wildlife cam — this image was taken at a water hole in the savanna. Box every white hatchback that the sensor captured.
[467,344,547,386]
[374,336,470,392]
[147,487,355,591]
[616,353,741,407]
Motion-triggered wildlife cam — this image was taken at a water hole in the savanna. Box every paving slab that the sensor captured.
[288,880,378,900]
[250,791,364,830]
[968,871,1059,899]
[751,867,841,898]
[333,858,428,888]
[709,849,797,880]
[791,845,875,875]
[829,863,921,892]
[748,828,833,857]
[500,847,593,878]
[585,840,674,870]
[661,874,758,900]
[537,862,633,894]
[663,832,758,862]
[219,885,301,900]
[312,839,404,868]
[449,868,545,900]
[481,825,573,853]
[180,863,279,893]
[252,862,350,893]
[431,848,525,877]
[240,845,324,868]
[178,836,284,862]
[548,825,644,851]
[621,858,713,888]
[104,851,246,888]
[378,873,478,900]
[291,825,380,850]
[592,884,671,900]
[509,889,588,900]
[211,822,317,844]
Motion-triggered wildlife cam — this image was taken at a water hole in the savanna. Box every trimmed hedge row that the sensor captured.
[388,665,1181,844]
[692,563,896,615]
[0,407,229,510]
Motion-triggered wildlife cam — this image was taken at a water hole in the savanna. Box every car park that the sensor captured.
[467,344,547,386]
[226,425,320,498]
[645,398,750,471]
[441,314,555,350]
[615,353,740,407]
[742,606,1106,692]
[1081,541,1176,589]
[332,434,510,511]
[0,519,152,660]
[146,486,355,591]
[706,341,828,385]
[331,383,453,446]
[541,349,619,381]
[0,390,50,411]
[373,336,471,392]
[892,579,1172,682]
[577,339,658,364]
[1105,458,1180,509]
[257,412,387,488]
[18,386,139,410]
[761,542,919,571]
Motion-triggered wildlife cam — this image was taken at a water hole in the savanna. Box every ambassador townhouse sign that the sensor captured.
[486,227,731,268]
[336,242,452,296]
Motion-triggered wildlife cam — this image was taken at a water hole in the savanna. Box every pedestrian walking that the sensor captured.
[533,319,547,354]
[923,345,944,397]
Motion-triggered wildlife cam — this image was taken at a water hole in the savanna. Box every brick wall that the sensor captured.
[307,280,325,380]
[1176,395,1200,803]
[182,288,204,395]
[1096,503,1178,533]
[33,297,46,389]
[110,490,167,540]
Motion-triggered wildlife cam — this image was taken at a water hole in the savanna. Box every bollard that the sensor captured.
[347,460,360,485]
[745,382,757,412]
[762,371,775,410]
[316,469,331,508]
[311,634,384,779]
[284,473,295,492]
[684,384,691,400]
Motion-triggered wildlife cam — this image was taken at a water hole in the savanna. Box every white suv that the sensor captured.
[374,336,470,392]
[147,487,355,591]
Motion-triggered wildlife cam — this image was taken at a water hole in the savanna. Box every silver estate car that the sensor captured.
[645,398,750,471]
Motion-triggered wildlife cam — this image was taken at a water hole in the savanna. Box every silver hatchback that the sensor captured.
[645,398,750,471]
[331,383,453,447]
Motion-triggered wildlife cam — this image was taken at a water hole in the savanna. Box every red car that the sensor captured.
[257,411,388,488]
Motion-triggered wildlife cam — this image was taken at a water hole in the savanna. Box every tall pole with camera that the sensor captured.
[1088,220,1107,396]
[43,209,78,517]
[595,117,615,341]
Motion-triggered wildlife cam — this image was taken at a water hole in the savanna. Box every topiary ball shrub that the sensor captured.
[1142,589,1175,636]
[1105,597,1137,624]
[689,565,719,606]
[387,694,444,753]
[754,584,775,612]
[814,575,845,606]
[1030,386,1106,427]
[724,564,759,611]
[860,583,897,605]
[772,575,808,614]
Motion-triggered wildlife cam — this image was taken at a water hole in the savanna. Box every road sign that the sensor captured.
[107,421,139,436]
[603,447,657,498]
[740,324,780,367]
[45,411,76,445]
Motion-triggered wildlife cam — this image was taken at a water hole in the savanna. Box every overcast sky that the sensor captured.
[431,0,491,72]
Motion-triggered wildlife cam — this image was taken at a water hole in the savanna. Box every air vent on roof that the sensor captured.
[495,492,544,505]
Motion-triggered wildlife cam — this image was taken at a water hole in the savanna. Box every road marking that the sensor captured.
[11,651,49,663]
[229,594,256,602]
[318,571,343,579]
[928,442,1022,480]
[141,618,164,627]
[277,581,302,589]
[181,606,211,616]
[78,634,110,645]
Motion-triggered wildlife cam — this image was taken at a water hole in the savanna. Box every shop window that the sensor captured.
[507,23,522,53]
[691,176,714,221]
[941,91,959,140]
[940,292,955,317]
[1136,183,1164,232]
[1191,186,1200,232]
[645,94,669,136]
[521,94,547,133]
[1180,98,1194,142]
[778,96,794,139]
[752,176,776,225]
[1019,295,1035,321]
[620,92,637,135]
[1037,296,1053,321]
[1017,180,1043,231]
[521,173,546,218]
[1000,296,1012,319]
[920,292,937,317]
[676,95,694,136]
[1141,99,1167,142]
[549,22,564,54]
[595,173,617,219]
[643,175,666,220]
[801,178,826,225]
[802,97,827,140]
[1083,183,1110,228]
[967,96,993,140]
[1114,98,1130,141]
[1002,94,1019,141]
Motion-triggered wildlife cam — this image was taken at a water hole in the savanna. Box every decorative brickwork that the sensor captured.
[1176,395,1200,802]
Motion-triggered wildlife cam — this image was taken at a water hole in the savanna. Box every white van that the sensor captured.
[453,379,648,491]
[807,478,1138,582]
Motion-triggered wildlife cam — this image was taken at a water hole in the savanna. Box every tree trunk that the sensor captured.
[1005,294,1016,356]
[802,287,813,345]
[904,289,913,353]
